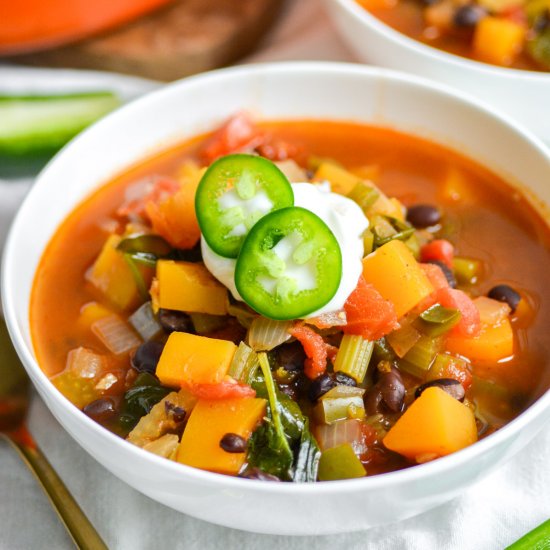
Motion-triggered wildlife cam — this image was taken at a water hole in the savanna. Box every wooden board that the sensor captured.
[8,0,285,81]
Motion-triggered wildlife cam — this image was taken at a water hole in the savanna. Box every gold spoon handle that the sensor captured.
[5,431,108,550]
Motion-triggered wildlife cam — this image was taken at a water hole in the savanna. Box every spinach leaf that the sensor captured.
[119,373,171,432]
[247,353,320,482]
[293,420,321,483]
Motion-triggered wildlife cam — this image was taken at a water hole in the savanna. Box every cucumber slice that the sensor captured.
[0,91,121,157]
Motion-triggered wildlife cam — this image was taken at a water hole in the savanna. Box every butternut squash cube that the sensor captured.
[314,162,360,195]
[383,387,477,461]
[473,17,525,67]
[157,260,228,315]
[86,234,152,311]
[446,318,514,363]
[78,301,113,330]
[177,397,267,475]
[362,240,434,318]
[156,331,237,387]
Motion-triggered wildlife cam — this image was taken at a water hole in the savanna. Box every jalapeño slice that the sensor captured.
[235,207,342,320]
[195,154,294,258]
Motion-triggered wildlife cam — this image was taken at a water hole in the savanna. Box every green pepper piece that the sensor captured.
[318,443,366,481]
[195,154,294,258]
[415,304,461,337]
[235,206,342,320]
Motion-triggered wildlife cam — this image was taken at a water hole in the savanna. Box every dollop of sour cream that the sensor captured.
[201,182,369,317]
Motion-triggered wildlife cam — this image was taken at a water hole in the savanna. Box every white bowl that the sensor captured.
[3,62,550,535]
[324,0,550,144]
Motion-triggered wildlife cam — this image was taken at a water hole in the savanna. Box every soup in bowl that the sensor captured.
[3,63,550,534]
[324,0,550,143]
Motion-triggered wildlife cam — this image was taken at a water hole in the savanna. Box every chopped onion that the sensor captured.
[66,347,106,379]
[142,434,179,459]
[315,419,366,455]
[129,302,163,341]
[473,296,511,325]
[274,159,308,182]
[305,309,347,329]
[94,373,119,392]
[247,317,293,351]
[320,385,365,400]
[387,321,422,358]
[92,314,142,355]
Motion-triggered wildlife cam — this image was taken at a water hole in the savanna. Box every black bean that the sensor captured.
[277,341,306,372]
[220,433,247,453]
[415,378,465,401]
[453,5,486,27]
[308,373,336,402]
[83,397,117,422]
[239,467,281,481]
[426,259,457,288]
[379,369,406,412]
[131,341,165,374]
[158,309,194,334]
[406,204,441,228]
[335,372,357,387]
[487,284,521,313]
[165,401,187,423]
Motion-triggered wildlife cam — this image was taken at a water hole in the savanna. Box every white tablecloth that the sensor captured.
[1,1,549,548]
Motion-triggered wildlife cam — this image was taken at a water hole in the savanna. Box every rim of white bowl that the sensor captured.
[335,0,550,81]
[3,61,550,496]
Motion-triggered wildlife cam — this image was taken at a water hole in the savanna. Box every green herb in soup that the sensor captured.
[31,113,550,481]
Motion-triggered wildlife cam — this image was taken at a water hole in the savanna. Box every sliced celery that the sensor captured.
[314,395,365,424]
[372,215,415,248]
[189,313,227,335]
[453,257,481,285]
[363,229,375,256]
[415,305,461,337]
[372,338,397,363]
[387,323,421,358]
[400,335,442,378]
[228,342,260,384]
[333,334,374,384]
[247,317,293,351]
[404,233,420,259]
[428,352,470,382]
[318,443,366,481]
[347,180,380,211]
[320,385,365,402]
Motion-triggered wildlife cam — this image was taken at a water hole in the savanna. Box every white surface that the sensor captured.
[325,0,550,143]
[1,1,549,548]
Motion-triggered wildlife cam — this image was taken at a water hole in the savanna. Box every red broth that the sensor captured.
[31,120,550,478]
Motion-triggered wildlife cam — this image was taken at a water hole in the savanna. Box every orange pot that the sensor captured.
[0,0,173,55]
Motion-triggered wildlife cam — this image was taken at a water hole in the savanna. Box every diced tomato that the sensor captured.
[420,239,454,269]
[502,6,527,25]
[435,287,481,337]
[200,112,264,163]
[419,263,450,291]
[288,324,328,380]
[145,178,201,249]
[255,139,301,162]
[116,177,180,218]
[185,378,256,400]
[430,355,473,391]
[343,276,399,341]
